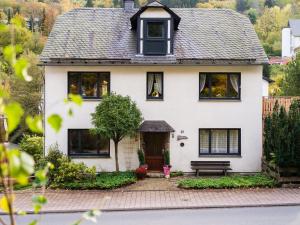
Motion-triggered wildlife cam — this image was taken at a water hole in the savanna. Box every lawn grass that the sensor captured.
[0,183,32,192]
[50,171,137,190]
[178,174,278,189]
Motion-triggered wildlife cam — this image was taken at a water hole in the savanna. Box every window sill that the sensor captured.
[70,155,110,159]
[198,99,241,102]
[199,155,242,158]
[146,98,164,101]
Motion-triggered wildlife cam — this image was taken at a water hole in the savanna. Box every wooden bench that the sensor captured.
[191,161,232,176]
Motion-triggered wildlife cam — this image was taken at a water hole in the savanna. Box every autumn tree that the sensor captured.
[255,5,292,56]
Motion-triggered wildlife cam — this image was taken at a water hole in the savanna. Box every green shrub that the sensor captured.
[264,100,300,168]
[19,135,43,162]
[163,149,170,165]
[170,171,184,177]
[52,159,96,185]
[178,174,277,189]
[51,172,136,190]
[137,149,145,166]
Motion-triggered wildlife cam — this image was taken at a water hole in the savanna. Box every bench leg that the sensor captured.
[196,169,199,177]
[224,169,227,176]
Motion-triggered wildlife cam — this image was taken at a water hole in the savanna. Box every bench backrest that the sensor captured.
[191,161,230,167]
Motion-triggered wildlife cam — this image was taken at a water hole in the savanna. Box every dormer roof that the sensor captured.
[130,0,181,30]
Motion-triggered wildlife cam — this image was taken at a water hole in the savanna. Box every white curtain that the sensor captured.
[155,74,162,94]
[211,130,227,154]
[199,74,206,93]
[147,74,154,95]
[230,74,239,93]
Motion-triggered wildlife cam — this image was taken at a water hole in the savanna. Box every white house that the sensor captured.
[41,0,268,173]
[282,19,300,58]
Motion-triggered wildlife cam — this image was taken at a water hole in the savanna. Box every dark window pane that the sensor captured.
[211,130,227,154]
[81,130,98,155]
[148,22,164,38]
[99,73,109,97]
[199,74,210,97]
[81,73,98,97]
[99,136,110,155]
[68,130,110,156]
[211,74,227,98]
[229,129,239,153]
[147,73,163,99]
[69,74,79,94]
[69,130,80,155]
[199,130,209,154]
[228,74,239,98]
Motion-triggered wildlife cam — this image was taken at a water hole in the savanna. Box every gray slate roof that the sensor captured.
[289,19,300,37]
[40,8,268,65]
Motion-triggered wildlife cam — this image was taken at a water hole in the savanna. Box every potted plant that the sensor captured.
[135,166,147,180]
[163,149,171,178]
[136,149,148,179]
[137,149,148,169]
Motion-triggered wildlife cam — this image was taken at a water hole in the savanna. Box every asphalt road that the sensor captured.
[2,206,300,225]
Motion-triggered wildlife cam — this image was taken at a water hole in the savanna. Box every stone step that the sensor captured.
[147,172,165,178]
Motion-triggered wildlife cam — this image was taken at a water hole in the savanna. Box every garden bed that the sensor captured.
[50,172,137,190]
[177,174,277,189]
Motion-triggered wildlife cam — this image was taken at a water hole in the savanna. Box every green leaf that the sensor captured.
[28,220,38,225]
[18,210,27,215]
[0,196,10,213]
[68,94,83,106]
[3,45,16,65]
[68,108,73,117]
[82,210,101,223]
[32,195,47,205]
[14,58,32,81]
[20,151,35,175]
[26,115,43,134]
[33,204,41,214]
[3,102,24,133]
[47,114,62,133]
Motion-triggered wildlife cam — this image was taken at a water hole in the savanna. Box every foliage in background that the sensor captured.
[263,100,300,168]
[282,54,300,96]
[51,172,137,190]
[19,134,43,162]
[255,5,292,56]
[91,93,143,172]
[178,174,277,189]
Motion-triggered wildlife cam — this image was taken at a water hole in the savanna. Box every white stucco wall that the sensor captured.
[262,79,269,97]
[44,65,263,173]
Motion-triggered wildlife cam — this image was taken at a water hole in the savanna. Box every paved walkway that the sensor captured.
[3,188,300,213]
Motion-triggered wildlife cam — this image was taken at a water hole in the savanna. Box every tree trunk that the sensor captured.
[114,141,119,172]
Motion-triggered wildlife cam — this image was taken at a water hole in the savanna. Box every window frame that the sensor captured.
[68,129,110,158]
[198,128,241,156]
[67,72,110,100]
[199,72,241,100]
[143,19,168,55]
[146,72,164,100]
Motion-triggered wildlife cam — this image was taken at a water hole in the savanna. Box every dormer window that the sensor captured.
[144,20,167,55]
[130,1,181,56]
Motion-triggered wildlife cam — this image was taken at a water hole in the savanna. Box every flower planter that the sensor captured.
[163,165,172,178]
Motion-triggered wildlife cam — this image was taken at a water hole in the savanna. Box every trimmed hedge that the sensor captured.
[178,175,277,189]
[51,172,137,190]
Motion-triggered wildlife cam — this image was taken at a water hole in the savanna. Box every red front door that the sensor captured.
[144,132,166,171]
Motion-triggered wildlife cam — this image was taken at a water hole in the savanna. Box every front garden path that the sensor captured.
[3,188,300,213]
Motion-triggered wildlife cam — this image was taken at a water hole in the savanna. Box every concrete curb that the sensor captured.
[1,203,300,215]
